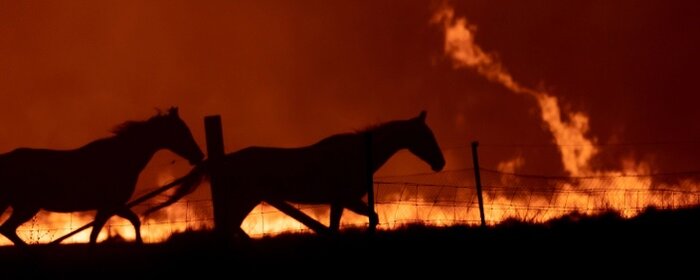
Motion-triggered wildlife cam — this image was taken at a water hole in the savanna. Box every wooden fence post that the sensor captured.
[204,115,232,240]
[366,133,377,233]
[471,141,487,227]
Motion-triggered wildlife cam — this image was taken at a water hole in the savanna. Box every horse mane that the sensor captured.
[111,113,163,137]
[312,119,406,146]
[355,120,405,135]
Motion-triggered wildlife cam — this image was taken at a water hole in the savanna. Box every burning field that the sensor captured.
[4,157,699,246]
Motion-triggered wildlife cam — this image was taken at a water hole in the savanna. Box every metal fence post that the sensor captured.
[471,141,487,227]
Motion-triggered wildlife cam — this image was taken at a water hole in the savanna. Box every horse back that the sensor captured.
[0,146,141,211]
[222,145,368,203]
[231,145,365,176]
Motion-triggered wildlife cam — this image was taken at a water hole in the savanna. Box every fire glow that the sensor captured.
[4,162,698,246]
[2,3,700,246]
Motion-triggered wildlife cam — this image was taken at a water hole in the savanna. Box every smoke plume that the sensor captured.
[432,4,597,176]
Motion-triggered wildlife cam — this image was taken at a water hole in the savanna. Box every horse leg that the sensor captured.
[89,210,112,245]
[329,203,343,233]
[0,201,9,221]
[236,228,250,239]
[115,208,142,244]
[0,200,8,215]
[344,200,379,230]
[227,199,259,240]
[0,207,39,247]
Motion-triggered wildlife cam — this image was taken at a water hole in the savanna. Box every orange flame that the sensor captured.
[0,202,213,246]
[2,4,698,245]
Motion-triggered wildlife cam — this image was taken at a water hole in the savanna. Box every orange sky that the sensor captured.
[1,0,700,196]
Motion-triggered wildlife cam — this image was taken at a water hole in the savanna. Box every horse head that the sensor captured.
[153,107,205,165]
[406,111,445,172]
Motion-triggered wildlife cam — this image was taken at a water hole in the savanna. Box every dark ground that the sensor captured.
[1,207,699,278]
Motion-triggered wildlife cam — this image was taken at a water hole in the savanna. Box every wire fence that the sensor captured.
[7,165,700,245]
[376,168,700,226]
[7,140,700,244]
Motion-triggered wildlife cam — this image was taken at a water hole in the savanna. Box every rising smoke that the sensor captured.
[432,4,598,176]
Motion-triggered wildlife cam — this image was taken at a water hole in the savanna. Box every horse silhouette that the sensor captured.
[147,111,444,236]
[0,107,204,246]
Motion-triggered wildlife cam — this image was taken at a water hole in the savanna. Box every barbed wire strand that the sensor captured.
[9,166,700,244]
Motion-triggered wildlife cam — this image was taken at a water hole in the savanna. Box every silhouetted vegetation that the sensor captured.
[0,206,697,277]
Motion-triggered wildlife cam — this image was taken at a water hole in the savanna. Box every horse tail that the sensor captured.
[144,163,208,216]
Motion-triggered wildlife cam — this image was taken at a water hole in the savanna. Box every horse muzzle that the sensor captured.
[431,159,445,172]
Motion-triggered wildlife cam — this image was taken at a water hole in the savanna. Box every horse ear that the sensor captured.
[417,110,427,122]
[168,107,179,116]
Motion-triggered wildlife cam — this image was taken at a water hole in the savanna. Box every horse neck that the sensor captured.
[109,132,161,172]
[368,130,405,173]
